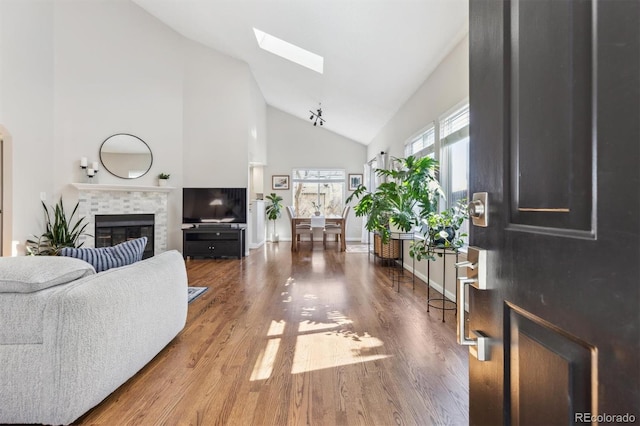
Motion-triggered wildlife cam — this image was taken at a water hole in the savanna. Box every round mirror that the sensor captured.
[99,133,153,179]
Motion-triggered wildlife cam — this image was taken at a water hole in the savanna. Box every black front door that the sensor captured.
[468,0,639,424]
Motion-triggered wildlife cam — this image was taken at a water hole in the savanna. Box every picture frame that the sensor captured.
[348,174,363,191]
[272,175,290,190]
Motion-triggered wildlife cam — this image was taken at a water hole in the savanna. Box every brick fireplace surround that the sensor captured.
[71,183,172,254]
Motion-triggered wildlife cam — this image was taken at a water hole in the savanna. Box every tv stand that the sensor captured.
[182,227,245,259]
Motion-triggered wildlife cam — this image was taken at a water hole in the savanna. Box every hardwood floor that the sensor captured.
[77,243,469,425]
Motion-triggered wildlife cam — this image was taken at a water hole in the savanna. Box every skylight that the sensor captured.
[253,28,324,74]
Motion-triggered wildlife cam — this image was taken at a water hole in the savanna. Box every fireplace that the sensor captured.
[73,183,170,255]
[95,214,154,259]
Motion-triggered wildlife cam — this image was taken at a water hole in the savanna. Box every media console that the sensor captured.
[182,226,245,259]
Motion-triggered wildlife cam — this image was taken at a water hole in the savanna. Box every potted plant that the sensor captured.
[346,155,443,258]
[158,173,170,186]
[410,198,469,261]
[265,192,283,242]
[26,197,90,255]
[311,201,322,216]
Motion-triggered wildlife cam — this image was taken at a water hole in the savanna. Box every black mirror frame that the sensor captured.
[99,133,153,179]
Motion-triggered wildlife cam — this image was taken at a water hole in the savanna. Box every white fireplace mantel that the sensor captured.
[71,183,175,192]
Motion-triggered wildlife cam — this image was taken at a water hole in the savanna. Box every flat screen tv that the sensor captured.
[182,188,247,224]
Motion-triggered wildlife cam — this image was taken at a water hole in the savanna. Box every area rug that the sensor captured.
[345,244,370,253]
[188,287,208,304]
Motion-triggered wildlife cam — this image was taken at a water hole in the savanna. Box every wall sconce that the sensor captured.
[80,157,99,183]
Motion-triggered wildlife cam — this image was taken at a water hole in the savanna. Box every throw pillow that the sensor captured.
[0,256,96,293]
[59,237,148,272]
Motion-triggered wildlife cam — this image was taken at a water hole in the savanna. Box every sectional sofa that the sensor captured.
[0,250,188,425]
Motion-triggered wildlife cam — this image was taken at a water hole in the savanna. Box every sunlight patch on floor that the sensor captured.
[291,331,389,374]
[251,282,390,381]
[250,337,281,381]
[267,320,286,337]
[298,314,353,333]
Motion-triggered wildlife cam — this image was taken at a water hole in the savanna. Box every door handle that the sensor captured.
[454,260,476,270]
[455,246,490,361]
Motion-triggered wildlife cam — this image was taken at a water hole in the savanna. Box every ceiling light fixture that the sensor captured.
[253,28,324,74]
[309,104,325,127]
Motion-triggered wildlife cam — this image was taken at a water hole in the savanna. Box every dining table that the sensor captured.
[290,216,346,252]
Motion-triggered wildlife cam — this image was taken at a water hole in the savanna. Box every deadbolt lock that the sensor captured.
[470,192,489,227]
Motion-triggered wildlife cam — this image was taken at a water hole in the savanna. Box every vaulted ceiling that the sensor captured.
[133,0,468,145]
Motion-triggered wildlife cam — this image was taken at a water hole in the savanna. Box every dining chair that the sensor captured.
[323,205,350,249]
[286,206,313,251]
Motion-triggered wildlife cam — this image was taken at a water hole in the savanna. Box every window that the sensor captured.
[404,124,435,159]
[439,102,470,240]
[439,103,469,209]
[292,169,345,217]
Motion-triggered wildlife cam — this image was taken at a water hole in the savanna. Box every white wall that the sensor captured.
[266,106,367,241]
[0,0,54,255]
[52,0,185,249]
[367,34,470,298]
[248,72,268,166]
[53,0,184,187]
[182,40,250,189]
[367,35,469,160]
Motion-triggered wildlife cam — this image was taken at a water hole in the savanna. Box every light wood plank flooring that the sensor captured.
[77,242,468,425]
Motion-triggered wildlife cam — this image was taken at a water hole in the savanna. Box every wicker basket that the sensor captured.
[374,234,400,259]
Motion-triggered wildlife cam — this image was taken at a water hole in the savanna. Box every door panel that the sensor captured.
[507,303,593,425]
[469,0,639,425]
[511,0,593,232]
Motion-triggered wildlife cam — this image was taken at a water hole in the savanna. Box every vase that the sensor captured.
[158,179,168,187]
[432,226,455,246]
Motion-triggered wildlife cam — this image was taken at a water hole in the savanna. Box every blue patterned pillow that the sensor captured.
[59,237,148,272]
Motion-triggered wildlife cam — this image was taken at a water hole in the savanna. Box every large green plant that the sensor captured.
[265,193,283,240]
[346,155,443,245]
[26,198,90,255]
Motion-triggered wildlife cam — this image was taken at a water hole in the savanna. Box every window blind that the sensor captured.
[440,104,470,141]
[404,125,435,158]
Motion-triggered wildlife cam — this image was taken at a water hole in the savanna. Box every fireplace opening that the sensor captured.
[94,214,154,259]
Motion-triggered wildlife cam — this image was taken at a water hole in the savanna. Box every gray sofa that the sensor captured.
[0,250,188,425]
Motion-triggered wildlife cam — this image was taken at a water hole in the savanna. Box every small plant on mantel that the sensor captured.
[26,197,90,256]
[158,173,170,187]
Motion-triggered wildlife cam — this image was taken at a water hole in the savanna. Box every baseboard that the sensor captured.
[401,260,469,312]
[249,241,265,249]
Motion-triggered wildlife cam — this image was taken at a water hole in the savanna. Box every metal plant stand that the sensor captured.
[426,247,459,322]
[388,231,415,292]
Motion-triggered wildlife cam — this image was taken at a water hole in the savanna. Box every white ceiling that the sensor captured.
[133,0,469,145]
